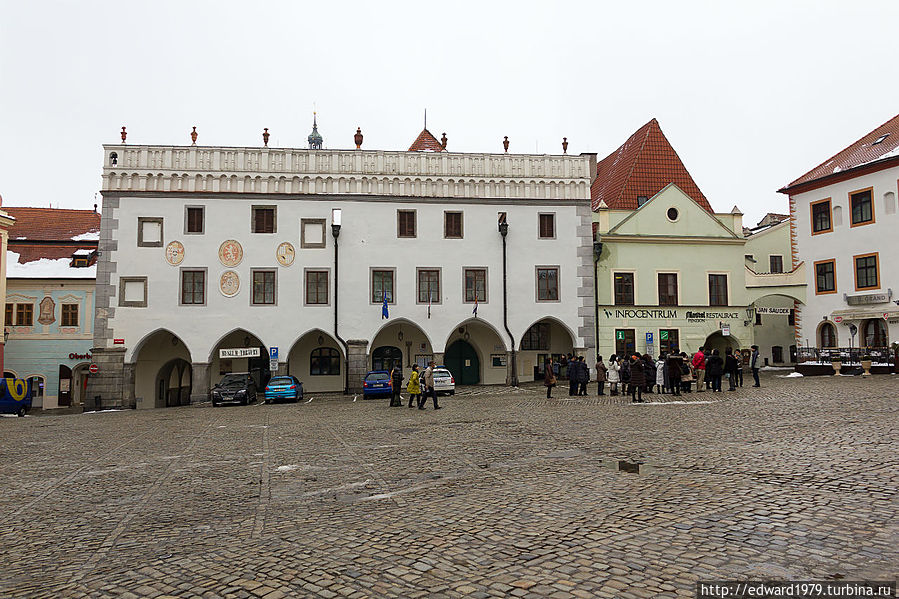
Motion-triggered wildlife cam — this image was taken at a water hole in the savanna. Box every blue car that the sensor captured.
[362,370,392,399]
[264,375,303,403]
[1,378,33,417]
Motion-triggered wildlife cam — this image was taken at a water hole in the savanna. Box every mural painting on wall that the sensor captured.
[38,297,56,325]
[220,271,240,297]
[218,240,243,267]
[276,242,295,267]
[165,241,185,266]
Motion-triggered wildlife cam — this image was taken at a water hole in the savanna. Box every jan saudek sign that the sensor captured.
[219,348,260,359]
[602,308,740,321]
[754,307,792,315]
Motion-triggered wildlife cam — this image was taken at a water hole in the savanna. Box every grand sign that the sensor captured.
[219,347,260,359]
[846,293,889,305]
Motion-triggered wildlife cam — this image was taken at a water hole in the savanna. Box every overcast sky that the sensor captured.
[1,1,897,226]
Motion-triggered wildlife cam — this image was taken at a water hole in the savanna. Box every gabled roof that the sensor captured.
[5,207,100,241]
[781,113,899,193]
[408,129,445,152]
[591,118,712,213]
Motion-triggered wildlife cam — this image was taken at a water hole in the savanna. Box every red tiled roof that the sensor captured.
[7,243,97,265]
[591,118,712,213]
[408,129,445,152]
[4,207,100,241]
[782,113,899,191]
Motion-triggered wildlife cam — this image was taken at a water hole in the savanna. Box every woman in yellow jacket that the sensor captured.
[406,364,421,408]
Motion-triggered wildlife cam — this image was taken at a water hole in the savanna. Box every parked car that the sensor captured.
[0,378,32,417]
[211,373,258,406]
[433,367,455,395]
[362,370,392,399]
[264,375,303,403]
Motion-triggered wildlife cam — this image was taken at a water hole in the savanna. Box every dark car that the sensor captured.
[264,375,303,403]
[211,373,258,406]
[362,370,392,399]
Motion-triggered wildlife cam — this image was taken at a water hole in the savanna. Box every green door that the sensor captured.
[445,340,479,385]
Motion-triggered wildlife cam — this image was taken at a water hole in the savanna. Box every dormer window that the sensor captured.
[70,249,96,268]
[109,152,118,166]
[637,195,649,207]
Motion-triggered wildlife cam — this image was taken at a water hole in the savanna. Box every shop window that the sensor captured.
[615,329,636,357]
[659,329,679,355]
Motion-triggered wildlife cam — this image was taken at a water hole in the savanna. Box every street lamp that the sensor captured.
[331,208,348,393]
[498,215,518,386]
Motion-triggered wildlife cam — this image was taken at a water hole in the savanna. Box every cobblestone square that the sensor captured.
[1,372,896,598]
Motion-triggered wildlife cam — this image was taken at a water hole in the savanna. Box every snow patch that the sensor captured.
[778,372,804,378]
[71,231,100,241]
[82,409,125,414]
[276,464,299,472]
[6,250,96,279]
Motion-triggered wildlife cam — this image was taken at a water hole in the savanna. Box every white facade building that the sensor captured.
[87,127,597,408]
[781,113,899,366]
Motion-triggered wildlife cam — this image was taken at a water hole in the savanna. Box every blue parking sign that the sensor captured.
[269,347,278,360]
[645,332,654,344]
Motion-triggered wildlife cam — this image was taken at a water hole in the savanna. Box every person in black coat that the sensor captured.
[666,353,682,397]
[568,357,579,396]
[724,347,739,391]
[389,364,404,406]
[629,354,645,403]
[705,349,724,392]
[577,356,590,396]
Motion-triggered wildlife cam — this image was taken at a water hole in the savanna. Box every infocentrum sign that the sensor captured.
[219,347,261,359]
[601,308,741,321]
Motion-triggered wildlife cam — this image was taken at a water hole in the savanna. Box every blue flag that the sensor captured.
[472,298,478,317]
[382,296,389,319]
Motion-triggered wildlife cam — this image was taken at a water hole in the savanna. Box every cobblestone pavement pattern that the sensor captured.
[1,373,896,598]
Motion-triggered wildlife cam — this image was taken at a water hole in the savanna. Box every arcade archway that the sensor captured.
[133,329,192,409]
[518,318,576,382]
[443,319,507,385]
[208,329,270,391]
[156,358,192,407]
[286,329,344,393]
[370,320,433,371]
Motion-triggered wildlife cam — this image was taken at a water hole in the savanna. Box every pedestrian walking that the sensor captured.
[655,353,667,394]
[595,356,608,396]
[577,356,590,396]
[666,352,682,397]
[406,364,421,407]
[419,361,441,409]
[725,347,739,391]
[706,349,724,392]
[629,354,645,403]
[692,347,706,393]
[607,355,620,396]
[544,359,557,399]
[389,364,404,407]
[736,352,745,387]
[750,345,761,387]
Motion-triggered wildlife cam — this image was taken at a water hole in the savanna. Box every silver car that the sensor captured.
[433,368,455,395]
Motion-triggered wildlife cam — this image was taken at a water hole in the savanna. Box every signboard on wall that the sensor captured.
[219,347,260,359]
[846,293,889,305]
[755,307,792,314]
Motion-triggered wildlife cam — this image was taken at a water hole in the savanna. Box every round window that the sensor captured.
[667,207,679,221]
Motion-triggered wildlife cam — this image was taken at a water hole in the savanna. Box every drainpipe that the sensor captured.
[331,209,349,394]
[593,237,603,360]
[499,219,518,386]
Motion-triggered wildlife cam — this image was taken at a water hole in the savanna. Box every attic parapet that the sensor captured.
[101,145,593,200]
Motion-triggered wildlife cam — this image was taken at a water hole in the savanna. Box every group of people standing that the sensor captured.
[389,361,441,410]
[544,345,762,402]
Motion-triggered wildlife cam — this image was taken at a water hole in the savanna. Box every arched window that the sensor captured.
[819,322,837,348]
[109,152,118,166]
[862,319,888,347]
[310,347,340,376]
[371,346,402,371]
